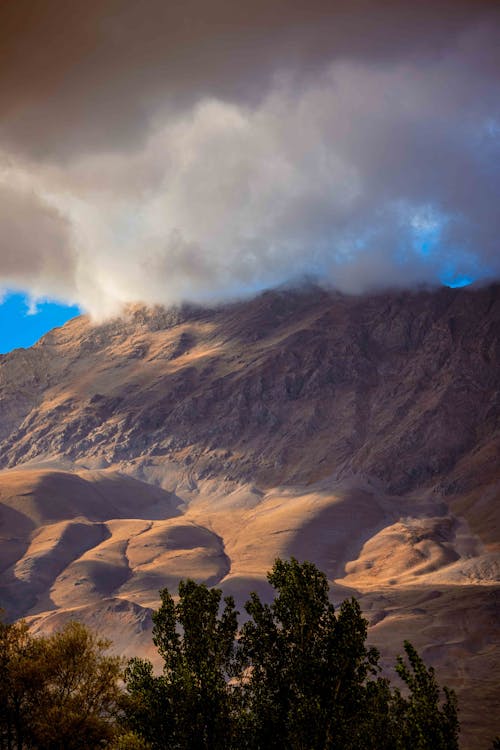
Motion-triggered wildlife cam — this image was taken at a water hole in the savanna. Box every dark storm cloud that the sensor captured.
[0,184,77,300]
[1,0,497,158]
[0,0,498,316]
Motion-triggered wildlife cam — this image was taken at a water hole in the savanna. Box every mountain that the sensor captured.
[0,283,499,747]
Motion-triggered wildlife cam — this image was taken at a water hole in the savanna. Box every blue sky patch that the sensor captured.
[0,292,81,354]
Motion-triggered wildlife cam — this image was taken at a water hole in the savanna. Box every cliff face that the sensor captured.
[0,284,499,748]
[1,284,499,497]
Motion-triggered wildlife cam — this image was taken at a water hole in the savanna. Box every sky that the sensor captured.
[0,0,499,350]
[0,293,80,354]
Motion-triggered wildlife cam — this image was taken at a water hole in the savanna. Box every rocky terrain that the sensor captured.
[0,283,499,748]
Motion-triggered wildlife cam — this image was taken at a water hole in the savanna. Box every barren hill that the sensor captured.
[0,284,499,748]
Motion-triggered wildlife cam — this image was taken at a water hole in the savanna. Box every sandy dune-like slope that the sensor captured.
[1,465,498,747]
[0,284,499,748]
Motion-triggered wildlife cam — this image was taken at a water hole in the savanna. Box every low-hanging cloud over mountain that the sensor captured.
[0,0,499,317]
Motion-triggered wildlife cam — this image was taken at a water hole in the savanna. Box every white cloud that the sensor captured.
[0,28,498,318]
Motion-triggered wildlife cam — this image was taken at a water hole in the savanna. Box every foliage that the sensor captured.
[109,731,151,749]
[392,640,459,750]
[0,617,123,749]
[123,557,460,750]
[124,580,239,749]
[1,560,461,749]
[235,558,384,749]
[0,618,43,750]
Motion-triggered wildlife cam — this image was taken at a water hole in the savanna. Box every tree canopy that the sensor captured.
[0,618,123,749]
[123,558,460,750]
[124,580,238,749]
[0,559,464,749]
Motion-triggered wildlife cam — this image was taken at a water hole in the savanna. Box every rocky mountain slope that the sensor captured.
[0,283,499,747]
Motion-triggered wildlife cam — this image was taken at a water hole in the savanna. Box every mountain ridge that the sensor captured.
[1,284,499,492]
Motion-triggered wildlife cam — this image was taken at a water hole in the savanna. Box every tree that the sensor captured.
[236,558,386,749]
[32,621,124,749]
[0,617,43,750]
[0,617,123,749]
[109,731,151,749]
[124,580,239,750]
[392,640,459,750]
[122,558,461,750]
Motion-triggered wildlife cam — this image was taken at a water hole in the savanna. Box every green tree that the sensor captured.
[0,618,43,750]
[124,580,239,750]
[236,557,386,749]
[392,640,459,750]
[123,558,460,750]
[32,621,124,749]
[0,617,123,750]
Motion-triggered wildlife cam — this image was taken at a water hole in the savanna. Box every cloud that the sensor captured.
[0,183,78,302]
[0,2,498,317]
[0,0,496,160]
